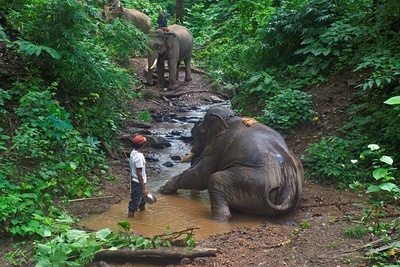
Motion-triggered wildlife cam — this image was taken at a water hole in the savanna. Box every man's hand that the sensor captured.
[142,186,148,197]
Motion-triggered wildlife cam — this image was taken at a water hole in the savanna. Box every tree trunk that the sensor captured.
[176,0,183,24]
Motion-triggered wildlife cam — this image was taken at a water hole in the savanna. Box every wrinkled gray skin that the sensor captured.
[105,4,151,34]
[146,24,193,90]
[159,106,304,222]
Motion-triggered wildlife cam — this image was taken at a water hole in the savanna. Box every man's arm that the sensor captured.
[136,167,148,197]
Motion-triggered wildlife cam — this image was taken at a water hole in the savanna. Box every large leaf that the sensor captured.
[384,96,400,105]
[379,182,398,192]
[66,229,87,241]
[366,185,381,193]
[372,168,388,180]
[380,155,393,165]
[117,221,131,231]
[95,228,112,240]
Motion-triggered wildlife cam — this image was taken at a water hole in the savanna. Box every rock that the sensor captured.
[163,161,174,167]
[171,130,182,135]
[171,155,182,161]
[180,258,193,265]
[146,153,160,162]
[147,136,172,149]
[180,131,193,140]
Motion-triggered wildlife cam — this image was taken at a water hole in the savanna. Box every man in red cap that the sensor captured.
[128,135,148,217]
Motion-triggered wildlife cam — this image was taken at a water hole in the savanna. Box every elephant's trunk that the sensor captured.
[146,56,156,85]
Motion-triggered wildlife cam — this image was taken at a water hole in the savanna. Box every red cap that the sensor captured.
[133,135,146,145]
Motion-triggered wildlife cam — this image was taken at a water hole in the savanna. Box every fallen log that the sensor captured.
[94,247,217,263]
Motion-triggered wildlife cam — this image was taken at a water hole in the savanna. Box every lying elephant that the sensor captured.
[160,106,304,222]
[146,24,193,90]
[105,0,151,34]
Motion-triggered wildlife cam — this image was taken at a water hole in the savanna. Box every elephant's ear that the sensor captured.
[165,32,177,47]
[208,113,229,140]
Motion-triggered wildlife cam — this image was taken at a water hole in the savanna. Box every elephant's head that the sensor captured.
[104,0,124,23]
[182,106,236,164]
[146,30,178,85]
[147,30,168,61]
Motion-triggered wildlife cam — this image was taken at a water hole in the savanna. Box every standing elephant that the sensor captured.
[159,106,304,222]
[105,0,151,34]
[146,24,193,90]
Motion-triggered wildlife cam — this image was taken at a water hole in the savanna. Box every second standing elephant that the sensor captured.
[146,24,193,90]
[105,1,151,34]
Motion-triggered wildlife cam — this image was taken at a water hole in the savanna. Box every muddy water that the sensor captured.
[81,103,291,240]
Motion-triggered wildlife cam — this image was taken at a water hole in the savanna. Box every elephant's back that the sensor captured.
[168,24,193,40]
[168,24,193,59]
[221,121,296,167]
[229,121,290,152]
[125,9,151,33]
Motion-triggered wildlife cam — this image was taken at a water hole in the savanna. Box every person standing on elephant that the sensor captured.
[157,9,168,30]
[128,135,148,217]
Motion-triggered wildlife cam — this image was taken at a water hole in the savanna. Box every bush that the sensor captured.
[304,136,365,187]
[257,88,314,132]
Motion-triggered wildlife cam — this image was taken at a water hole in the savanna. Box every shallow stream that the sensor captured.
[81,103,297,240]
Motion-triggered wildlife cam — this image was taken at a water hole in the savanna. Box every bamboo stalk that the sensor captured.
[68,196,114,202]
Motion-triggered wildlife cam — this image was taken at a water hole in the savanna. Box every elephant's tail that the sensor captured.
[265,186,297,213]
[265,160,303,213]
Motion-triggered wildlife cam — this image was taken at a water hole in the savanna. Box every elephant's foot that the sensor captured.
[156,83,167,90]
[168,82,180,90]
[209,192,232,221]
[184,77,192,82]
[211,213,231,222]
[211,207,232,222]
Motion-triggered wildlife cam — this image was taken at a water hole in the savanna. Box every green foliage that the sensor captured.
[8,0,135,142]
[187,0,275,82]
[304,136,366,186]
[0,128,10,151]
[294,19,367,77]
[32,222,195,266]
[0,82,108,238]
[99,18,149,63]
[136,110,152,123]
[14,39,61,59]
[12,87,103,168]
[0,88,11,118]
[257,89,314,132]
[350,144,400,206]
[355,49,400,90]
[348,144,400,266]
[342,89,400,158]
[234,71,280,107]
[346,98,400,266]
[343,225,369,238]
[0,24,10,42]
